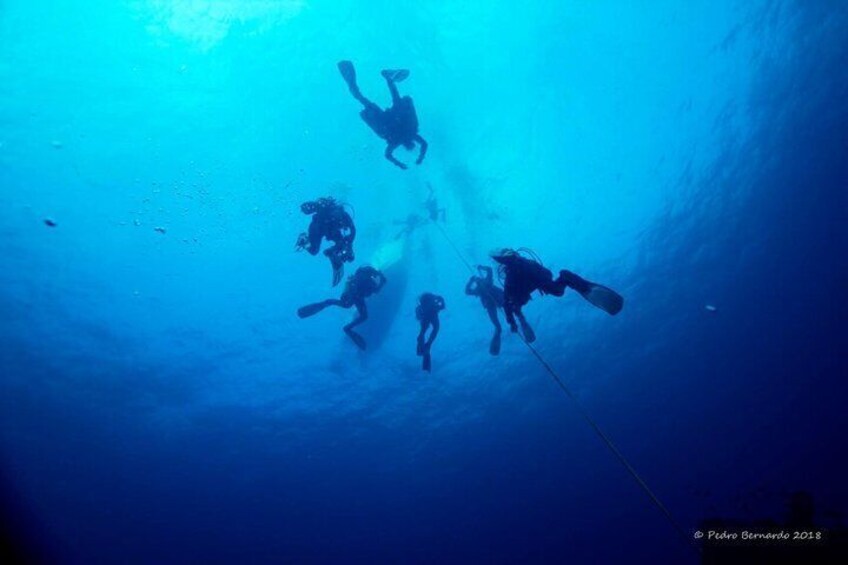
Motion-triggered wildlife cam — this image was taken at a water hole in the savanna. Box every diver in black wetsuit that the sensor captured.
[415,292,445,372]
[492,249,624,343]
[295,197,356,286]
[297,266,386,350]
[465,265,505,355]
[337,60,428,169]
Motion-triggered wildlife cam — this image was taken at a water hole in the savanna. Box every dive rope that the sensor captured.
[432,220,699,555]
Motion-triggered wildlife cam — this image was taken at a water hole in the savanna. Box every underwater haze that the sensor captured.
[1,1,847,563]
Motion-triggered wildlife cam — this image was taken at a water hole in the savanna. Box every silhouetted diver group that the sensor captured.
[296,61,623,373]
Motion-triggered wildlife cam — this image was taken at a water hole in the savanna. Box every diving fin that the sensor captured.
[489,333,501,356]
[519,320,536,343]
[579,284,624,315]
[332,263,344,287]
[345,328,367,350]
[297,301,329,318]
[381,69,409,82]
[422,351,431,372]
[337,60,356,87]
[560,270,624,315]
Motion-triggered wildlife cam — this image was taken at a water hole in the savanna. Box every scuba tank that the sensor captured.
[494,248,550,288]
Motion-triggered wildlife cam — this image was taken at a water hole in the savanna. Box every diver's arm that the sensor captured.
[375,272,387,291]
[414,134,428,165]
[465,278,478,295]
[385,143,407,169]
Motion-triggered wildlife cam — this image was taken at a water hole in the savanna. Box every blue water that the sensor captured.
[1,1,847,563]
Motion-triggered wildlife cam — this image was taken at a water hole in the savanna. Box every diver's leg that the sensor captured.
[502,291,523,334]
[504,301,518,333]
[338,60,374,107]
[515,308,536,343]
[417,321,427,355]
[352,90,373,107]
[536,268,567,297]
[422,317,438,372]
[425,317,440,350]
[383,74,401,104]
[558,269,591,293]
[343,300,368,350]
[539,276,568,296]
[486,305,502,331]
[348,82,376,108]
[344,300,368,329]
[486,305,502,355]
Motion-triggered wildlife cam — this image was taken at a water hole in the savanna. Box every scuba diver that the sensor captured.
[392,183,445,239]
[337,60,428,170]
[393,213,427,240]
[424,183,446,222]
[415,292,445,372]
[465,265,506,355]
[295,197,356,286]
[491,249,624,343]
[297,266,386,350]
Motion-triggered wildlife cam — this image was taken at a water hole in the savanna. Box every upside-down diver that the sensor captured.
[337,60,428,169]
